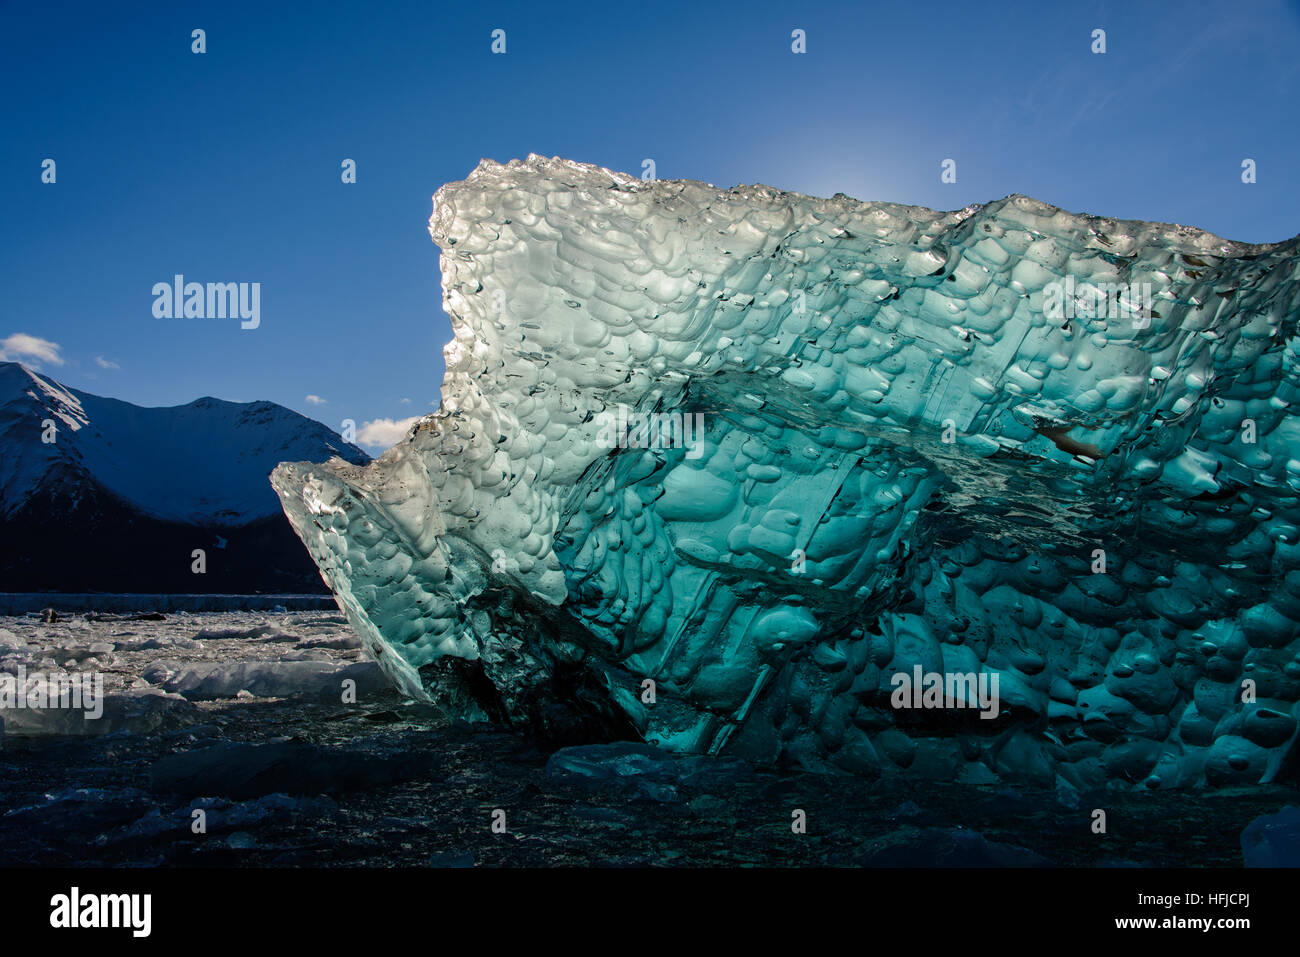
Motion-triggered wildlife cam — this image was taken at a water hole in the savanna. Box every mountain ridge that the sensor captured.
[0,361,369,593]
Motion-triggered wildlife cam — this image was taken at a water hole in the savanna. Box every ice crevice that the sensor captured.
[272,155,1300,786]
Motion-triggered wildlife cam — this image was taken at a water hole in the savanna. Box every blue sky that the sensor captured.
[2,0,1298,448]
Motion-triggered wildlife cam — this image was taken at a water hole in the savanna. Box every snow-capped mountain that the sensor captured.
[0,362,369,593]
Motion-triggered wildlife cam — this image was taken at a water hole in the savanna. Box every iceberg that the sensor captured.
[272,155,1300,787]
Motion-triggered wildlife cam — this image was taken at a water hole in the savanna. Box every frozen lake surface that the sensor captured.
[0,608,1295,867]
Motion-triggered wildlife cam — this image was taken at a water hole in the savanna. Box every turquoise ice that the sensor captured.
[273,156,1300,788]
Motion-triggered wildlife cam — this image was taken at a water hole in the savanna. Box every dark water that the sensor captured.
[2,688,1295,867]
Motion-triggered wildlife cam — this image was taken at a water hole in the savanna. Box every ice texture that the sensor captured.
[272,156,1300,787]
[0,610,373,740]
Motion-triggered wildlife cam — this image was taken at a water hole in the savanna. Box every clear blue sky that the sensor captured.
[3,0,1298,447]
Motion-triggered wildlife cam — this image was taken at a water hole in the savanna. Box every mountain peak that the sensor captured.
[0,365,369,526]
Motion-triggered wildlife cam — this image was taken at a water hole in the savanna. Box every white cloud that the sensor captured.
[357,416,420,449]
[0,333,64,368]
[305,394,327,405]
[94,356,120,370]
[399,397,412,404]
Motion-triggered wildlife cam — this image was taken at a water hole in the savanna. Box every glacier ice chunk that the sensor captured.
[273,155,1300,786]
